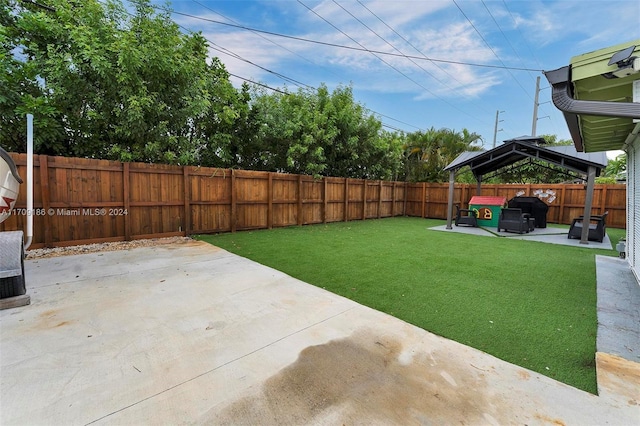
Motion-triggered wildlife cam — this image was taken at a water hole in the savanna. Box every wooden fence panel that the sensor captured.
[393,183,406,217]
[0,153,627,248]
[189,167,232,234]
[47,156,128,245]
[364,181,379,219]
[380,182,393,218]
[601,185,627,229]
[234,170,269,230]
[347,179,364,221]
[128,163,184,238]
[325,178,346,223]
[301,177,323,225]
[271,174,298,228]
[404,184,421,217]
[425,183,450,219]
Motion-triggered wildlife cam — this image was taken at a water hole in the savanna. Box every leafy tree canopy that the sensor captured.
[402,127,483,182]
[2,0,248,165]
[6,0,585,186]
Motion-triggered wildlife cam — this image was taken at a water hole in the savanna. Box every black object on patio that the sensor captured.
[507,196,549,228]
[497,208,533,234]
[454,205,478,227]
[568,211,608,243]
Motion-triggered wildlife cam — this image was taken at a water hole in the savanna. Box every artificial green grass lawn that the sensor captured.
[196,217,624,394]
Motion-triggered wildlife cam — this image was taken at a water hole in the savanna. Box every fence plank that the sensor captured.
[268,173,273,229]
[362,180,367,220]
[183,167,191,235]
[231,169,236,233]
[344,178,349,222]
[123,162,131,241]
[38,155,52,247]
[297,174,303,226]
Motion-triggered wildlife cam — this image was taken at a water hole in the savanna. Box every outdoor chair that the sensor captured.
[497,208,531,234]
[568,211,608,243]
[454,205,478,227]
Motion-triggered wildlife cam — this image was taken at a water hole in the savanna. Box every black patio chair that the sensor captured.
[497,208,531,234]
[568,211,608,242]
[455,205,478,227]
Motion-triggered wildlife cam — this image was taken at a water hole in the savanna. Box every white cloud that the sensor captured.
[178,0,532,101]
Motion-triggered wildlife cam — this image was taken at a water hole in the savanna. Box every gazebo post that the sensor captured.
[580,165,596,244]
[476,175,482,195]
[446,169,455,229]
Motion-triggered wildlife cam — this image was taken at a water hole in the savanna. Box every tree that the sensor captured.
[1,0,66,152]
[597,153,626,184]
[402,127,482,182]
[485,135,579,184]
[2,0,246,165]
[247,84,402,179]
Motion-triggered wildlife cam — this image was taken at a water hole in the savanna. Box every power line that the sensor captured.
[142,2,542,72]
[355,0,468,91]
[497,1,563,136]
[299,0,488,124]
[353,0,495,127]
[118,0,427,131]
[333,0,445,85]
[228,73,288,94]
[304,1,441,97]
[192,0,420,130]
[192,0,327,88]
[452,0,534,101]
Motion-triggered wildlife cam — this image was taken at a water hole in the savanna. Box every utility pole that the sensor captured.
[492,110,504,148]
[531,76,540,136]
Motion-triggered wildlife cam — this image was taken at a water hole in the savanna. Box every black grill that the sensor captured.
[507,197,549,228]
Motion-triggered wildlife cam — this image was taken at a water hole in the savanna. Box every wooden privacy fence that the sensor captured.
[0,153,627,248]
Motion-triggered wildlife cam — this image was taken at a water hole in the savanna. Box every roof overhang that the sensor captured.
[444,136,607,178]
[543,40,640,153]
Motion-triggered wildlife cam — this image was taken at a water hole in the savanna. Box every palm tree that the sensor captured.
[403,127,483,182]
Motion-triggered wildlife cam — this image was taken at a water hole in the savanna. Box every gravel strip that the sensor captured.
[25,236,195,259]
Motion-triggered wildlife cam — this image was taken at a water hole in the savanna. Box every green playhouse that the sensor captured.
[468,196,506,227]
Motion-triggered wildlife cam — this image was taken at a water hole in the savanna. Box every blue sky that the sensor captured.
[158,0,639,152]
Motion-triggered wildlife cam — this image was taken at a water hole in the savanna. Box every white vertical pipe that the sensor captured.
[25,114,33,250]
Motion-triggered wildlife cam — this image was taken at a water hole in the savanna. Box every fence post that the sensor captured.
[421,182,426,218]
[182,166,191,236]
[460,184,467,209]
[403,182,407,216]
[123,162,131,241]
[378,180,383,219]
[391,182,395,217]
[559,185,566,224]
[362,179,367,220]
[323,177,328,224]
[344,178,349,222]
[231,169,236,233]
[38,155,52,247]
[268,172,273,229]
[600,185,607,214]
[297,174,303,226]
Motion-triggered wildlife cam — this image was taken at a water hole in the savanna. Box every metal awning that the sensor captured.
[444,136,607,178]
[543,40,640,153]
[443,136,607,244]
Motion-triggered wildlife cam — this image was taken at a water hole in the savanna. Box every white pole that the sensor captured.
[492,110,499,148]
[531,76,540,136]
[25,114,33,250]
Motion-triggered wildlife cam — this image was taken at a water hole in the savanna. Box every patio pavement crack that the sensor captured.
[83,305,357,425]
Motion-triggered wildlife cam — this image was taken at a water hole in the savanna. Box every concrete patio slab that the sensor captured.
[594,255,640,408]
[1,241,638,425]
[429,224,613,249]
